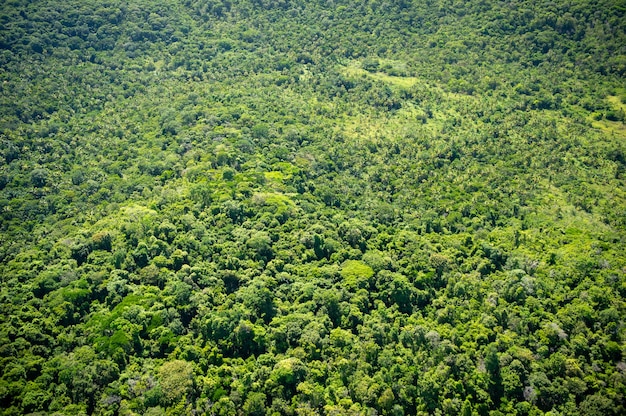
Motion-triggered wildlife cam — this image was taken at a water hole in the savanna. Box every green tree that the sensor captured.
[159,360,194,406]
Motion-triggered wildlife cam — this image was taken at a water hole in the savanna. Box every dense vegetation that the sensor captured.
[1,0,626,414]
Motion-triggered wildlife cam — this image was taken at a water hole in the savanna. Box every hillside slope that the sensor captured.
[1,0,625,415]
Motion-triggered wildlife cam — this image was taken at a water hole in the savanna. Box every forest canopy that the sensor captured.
[1,0,625,415]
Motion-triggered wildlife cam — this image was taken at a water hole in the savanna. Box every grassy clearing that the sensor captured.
[589,95,626,138]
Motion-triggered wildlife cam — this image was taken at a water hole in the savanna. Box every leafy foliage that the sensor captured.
[1,0,625,415]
